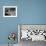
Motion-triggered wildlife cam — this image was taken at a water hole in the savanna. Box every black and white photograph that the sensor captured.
[18,25,46,46]
[3,6,17,17]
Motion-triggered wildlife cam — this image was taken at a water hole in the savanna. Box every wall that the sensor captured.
[0,0,18,44]
[0,0,46,44]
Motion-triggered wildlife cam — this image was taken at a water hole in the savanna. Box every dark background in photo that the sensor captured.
[5,8,16,16]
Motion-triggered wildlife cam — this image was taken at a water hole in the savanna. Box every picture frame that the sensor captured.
[3,6,17,17]
[18,24,46,42]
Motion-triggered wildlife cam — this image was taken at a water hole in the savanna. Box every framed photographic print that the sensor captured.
[18,24,46,42]
[3,6,17,17]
